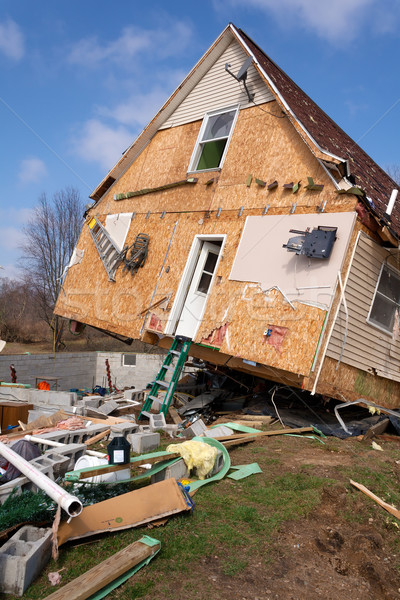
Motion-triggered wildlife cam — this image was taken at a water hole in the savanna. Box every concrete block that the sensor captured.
[149,413,166,431]
[182,419,207,439]
[150,457,189,484]
[97,400,119,415]
[75,395,102,409]
[0,457,55,504]
[110,422,139,440]
[128,432,160,454]
[204,425,233,438]
[0,526,52,596]
[41,451,70,477]
[44,443,87,472]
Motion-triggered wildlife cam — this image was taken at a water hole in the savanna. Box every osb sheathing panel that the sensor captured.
[305,356,400,409]
[93,102,357,218]
[56,101,361,376]
[197,285,326,376]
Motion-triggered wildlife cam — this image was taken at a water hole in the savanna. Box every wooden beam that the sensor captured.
[84,429,110,446]
[350,479,400,520]
[42,537,160,600]
[212,427,313,442]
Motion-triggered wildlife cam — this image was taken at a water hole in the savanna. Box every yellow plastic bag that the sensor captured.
[167,440,218,480]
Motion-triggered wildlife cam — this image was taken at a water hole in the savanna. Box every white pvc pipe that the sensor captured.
[0,441,83,517]
[24,435,106,458]
[386,189,398,217]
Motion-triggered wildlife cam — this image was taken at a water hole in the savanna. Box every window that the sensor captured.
[368,264,400,334]
[122,354,136,367]
[189,107,238,172]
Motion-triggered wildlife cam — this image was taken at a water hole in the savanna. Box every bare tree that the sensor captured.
[386,165,400,186]
[19,187,84,350]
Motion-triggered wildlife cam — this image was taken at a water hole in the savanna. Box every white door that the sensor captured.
[175,241,221,338]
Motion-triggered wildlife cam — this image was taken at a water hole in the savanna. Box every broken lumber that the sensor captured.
[363,418,390,441]
[168,406,183,425]
[43,536,160,600]
[350,479,400,520]
[213,426,313,442]
[84,429,110,446]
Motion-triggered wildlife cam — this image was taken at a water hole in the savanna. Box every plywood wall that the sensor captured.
[56,102,359,380]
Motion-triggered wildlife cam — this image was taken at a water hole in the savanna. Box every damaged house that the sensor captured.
[55,24,400,409]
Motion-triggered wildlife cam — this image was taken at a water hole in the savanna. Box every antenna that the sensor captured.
[225,56,255,102]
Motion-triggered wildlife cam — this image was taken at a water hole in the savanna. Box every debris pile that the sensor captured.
[1,358,400,597]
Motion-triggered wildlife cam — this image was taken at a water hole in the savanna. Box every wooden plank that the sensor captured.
[213,426,313,442]
[168,406,183,425]
[84,429,110,446]
[71,452,181,481]
[43,537,160,600]
[350,479,400,520]
[363,418,389,441]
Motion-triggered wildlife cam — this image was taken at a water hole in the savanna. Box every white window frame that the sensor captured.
[122,354,136,367]
[188,105,239,173]
[367,262,400,336]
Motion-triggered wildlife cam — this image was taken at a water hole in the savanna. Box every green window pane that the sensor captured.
[196,139,227,170]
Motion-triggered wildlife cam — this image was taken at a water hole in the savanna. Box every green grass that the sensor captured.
[7,435,400,599]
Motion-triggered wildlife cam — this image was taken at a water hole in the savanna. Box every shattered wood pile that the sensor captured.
[1,362,400,597]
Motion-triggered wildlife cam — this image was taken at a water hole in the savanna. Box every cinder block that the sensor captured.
[97,400,119,415]
[41,451,70,477]
[204,425,233,438]
[0,526,52,596]
[150,457,189,484]
[110,422,139,440]
[0,457,55,504]
[128,432,160,454]
[182,419,207,439]
[44,443,87,472]
[149,413,166,431]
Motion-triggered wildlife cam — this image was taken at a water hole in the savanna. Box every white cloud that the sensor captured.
[0,225,25,250]
[97,88,172,129]
[18,157,47,184]
[0,19,24,61]
[220,0,396,43]
[67,21,192,69]
[70,119,134,170]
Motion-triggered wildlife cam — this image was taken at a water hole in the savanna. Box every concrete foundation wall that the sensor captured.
[0,351,165,393]
[95,352,165,391]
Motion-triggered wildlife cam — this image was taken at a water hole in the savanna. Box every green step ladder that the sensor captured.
[139,336,192,420]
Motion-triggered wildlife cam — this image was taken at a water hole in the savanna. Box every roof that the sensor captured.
[235,26,400,237]
[91,24,400,239]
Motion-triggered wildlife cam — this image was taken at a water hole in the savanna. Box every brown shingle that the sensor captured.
[237,27,400,237]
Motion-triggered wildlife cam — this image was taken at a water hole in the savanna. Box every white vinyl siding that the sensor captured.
[160,40,274,130]
[326,232,400,382]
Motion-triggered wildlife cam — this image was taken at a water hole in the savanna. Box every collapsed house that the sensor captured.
[55,23,400,409]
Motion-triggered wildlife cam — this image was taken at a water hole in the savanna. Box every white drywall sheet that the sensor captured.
[105,213,132,251]
[229,212,356,308]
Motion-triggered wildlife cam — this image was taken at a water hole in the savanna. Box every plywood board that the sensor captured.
[229,212,356,308]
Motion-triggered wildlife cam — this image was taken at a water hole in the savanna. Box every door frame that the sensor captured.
[165,234,226,338]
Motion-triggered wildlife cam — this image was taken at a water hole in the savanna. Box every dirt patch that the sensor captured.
[187,485,400,600]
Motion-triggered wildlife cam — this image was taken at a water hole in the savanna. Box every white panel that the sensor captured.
[229,212,356,309]
[104,213,132,252]
[160,40,274,129]
[326,232,400,380]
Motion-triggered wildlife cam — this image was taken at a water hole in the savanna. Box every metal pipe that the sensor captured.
[0,441,83,517]
[24,435,106,458]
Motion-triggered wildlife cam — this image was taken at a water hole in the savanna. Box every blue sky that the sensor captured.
[1,0,400,278]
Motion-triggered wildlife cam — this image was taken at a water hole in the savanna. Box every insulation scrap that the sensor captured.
[263,325,289,353]
[201,323,229,347]
[166,440,218,480]
[32,416,85,435]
